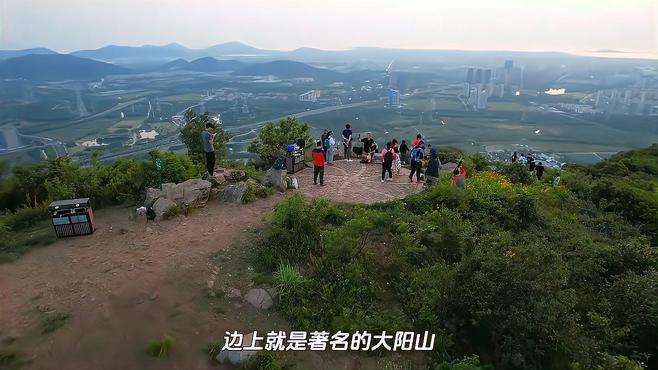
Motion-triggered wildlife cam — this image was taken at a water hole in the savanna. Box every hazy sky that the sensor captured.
[1,0,657,55]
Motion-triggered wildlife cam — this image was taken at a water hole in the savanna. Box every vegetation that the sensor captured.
[247,117,313,168]
[252,146,658,370]
[146,335,174,358]
[179,109,231,166]
[40,312,70,334]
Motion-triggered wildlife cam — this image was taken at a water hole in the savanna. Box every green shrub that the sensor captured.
[242,351,283,370]
[495,162,535,184]
[1,207,49,231]
[146,335,174,358]
[40,312,70,334]
[247,117,313,168]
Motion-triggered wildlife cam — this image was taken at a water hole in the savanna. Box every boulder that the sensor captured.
[145,187,163,205]
[224,170,247,182]
[244,288,274,310]
[209,187,222,201]
[221,182,247,204]
[264,168,287,192]
[161,183,183,204]
[208,172,227,188]
[441,162,458,175]
[179,178,211,207]
[152,198,178,219]
[216,332,257,364]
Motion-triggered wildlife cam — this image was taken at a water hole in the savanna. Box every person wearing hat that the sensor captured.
[424,148,441,186]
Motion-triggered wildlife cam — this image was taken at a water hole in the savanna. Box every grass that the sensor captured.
[146,335,174,358]
[0,348,27,369]
[0,221,57,264]
[204,340,224,362]
[40,312,70,334]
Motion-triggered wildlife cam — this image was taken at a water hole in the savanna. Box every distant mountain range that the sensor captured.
[159,57,246,72]
[70,42,277,63]
[0,54,130,81]
[0,48,57,60]
[232,60,342,80]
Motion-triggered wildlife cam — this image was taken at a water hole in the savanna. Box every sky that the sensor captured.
[1,0,657,56]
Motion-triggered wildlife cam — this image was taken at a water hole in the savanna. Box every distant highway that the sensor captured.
[71,97,146,123]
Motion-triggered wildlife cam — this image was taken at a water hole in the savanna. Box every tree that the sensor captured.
[179,109,231,165]
[247,117,313,168]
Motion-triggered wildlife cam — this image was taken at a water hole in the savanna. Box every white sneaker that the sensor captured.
[381,180,385,183]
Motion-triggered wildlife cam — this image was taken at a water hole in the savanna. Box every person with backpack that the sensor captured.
[424,148,441,186]
[324,131,336,165]
[408,144,424,183]
[381,142,395,182]
[321,129,329,153]
[342,124,353,161]
[311,141,326,186]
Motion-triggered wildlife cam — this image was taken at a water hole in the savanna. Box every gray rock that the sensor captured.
[179,178,211,207]
[224,170,247,182]
[208,173,227,188]
[441,162,458,175]
[227,288,242,299]
[221,182,247,204]
[162,183,183,204]
[216,332,257,364]
[145,187,164,205]
[209,187,222,201]
[265,168,287,192]
[152,198,178,219]
[244,288,273,310]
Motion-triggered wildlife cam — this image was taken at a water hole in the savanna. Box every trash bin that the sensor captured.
[48,198,95,238]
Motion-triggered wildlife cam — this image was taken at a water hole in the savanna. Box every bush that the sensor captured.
[146,335,174,358]
[179,109,231,165]
[495,162,535,184]
[1,207,49,230]
[253,164,658,369]
[247,117,313,168]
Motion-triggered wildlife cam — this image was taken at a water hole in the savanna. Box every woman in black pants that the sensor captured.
[381,142,394,182]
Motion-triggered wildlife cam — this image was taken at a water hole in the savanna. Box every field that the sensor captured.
[303,102,658,156]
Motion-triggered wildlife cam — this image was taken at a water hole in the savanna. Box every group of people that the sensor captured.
[312,124,468,188]
[511,151,560,187]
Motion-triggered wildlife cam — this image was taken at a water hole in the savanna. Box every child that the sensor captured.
[311,141,326,185]
[381,142,394,182]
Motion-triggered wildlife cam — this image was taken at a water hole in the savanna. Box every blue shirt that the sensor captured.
[201,130,214,153]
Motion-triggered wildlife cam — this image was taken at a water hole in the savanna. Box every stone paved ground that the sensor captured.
[293,159,425,204]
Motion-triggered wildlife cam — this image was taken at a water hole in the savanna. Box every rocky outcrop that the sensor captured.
[145,179,211,216]
[221,182,247,204]
[224,169,246,182]
[244,288,274,310]
[216,332,257,364]
[264,168,287,192]
[152,198,178,219]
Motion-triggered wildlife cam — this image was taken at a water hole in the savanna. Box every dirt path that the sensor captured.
[0,195,288,370]
[0,161,423,369]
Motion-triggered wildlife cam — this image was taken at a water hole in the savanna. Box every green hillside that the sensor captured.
[253,145,658,369]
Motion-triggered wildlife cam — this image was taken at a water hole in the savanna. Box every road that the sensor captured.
[71,97,146,124]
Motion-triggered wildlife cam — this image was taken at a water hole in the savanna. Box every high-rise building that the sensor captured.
[475,69,483,84]
[466,68,475,84]
[388,89,401,108]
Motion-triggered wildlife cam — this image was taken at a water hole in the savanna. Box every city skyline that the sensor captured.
[0,0,656,58]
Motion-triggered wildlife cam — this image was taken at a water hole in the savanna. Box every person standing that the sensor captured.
[321,129,329,154]
[342,124,353,161]
[412,133,424,148]
[392,139,401,175]
[425,148,441,186]
[535,162,545,180]
[311,141,326,185]
[528,154,536,172]
[452,160,467,189]
[201,122,216,176]
[399,140,410,165]
[408,144,424,183]
[511,151,518,163]
[552,172,561,188]
[324,131,336,165]
[381,142,394,182]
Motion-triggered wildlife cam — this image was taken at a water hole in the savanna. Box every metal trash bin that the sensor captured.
[48,198,95,238]
[285,144,306,174]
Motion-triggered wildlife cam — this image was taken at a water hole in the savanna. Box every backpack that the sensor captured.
[410,147,424,162]
[323,137,331,149]
[384,149,393,164]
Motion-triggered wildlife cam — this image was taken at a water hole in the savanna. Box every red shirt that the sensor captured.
[312,148,325,166]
